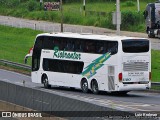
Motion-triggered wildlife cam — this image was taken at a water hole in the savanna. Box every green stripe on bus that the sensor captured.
[82,52,111,79]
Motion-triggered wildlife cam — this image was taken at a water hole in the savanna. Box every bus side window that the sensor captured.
[84,41,90,52]
[89,41,95,53]
[96,42,105,54]
[53,39,60,49]
[66,39,75,51]
[61,40,67,50]
[75,40,81,52]
[43,36,53,50]
[112,43,118,55]
[79,40,84,52]
[107,42,118,55]
[48,37,53,49]
[105,42,109,53]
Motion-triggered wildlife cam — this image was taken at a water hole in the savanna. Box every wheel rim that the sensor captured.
[93,84,98,92]
[82,82,88,91]
[92,81,98,93]
[44,78,48,87]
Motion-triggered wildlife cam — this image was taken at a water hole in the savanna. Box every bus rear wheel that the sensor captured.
[91,80,99,94]
[42,75,51,89]
[81,79,88,93]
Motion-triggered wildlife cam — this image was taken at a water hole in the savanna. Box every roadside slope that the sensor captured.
[0,15,147,37]
[0,15,160,50]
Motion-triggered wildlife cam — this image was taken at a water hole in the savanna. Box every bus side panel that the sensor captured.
[49,72,81,88]
[92,54,118,92]
[96,74,108,91]
[53,72,69,86]
[66,74,82,88]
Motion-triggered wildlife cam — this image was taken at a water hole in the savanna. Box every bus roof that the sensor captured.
[36,32,148,42]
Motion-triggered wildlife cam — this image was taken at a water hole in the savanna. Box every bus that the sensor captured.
[25,32,151,94]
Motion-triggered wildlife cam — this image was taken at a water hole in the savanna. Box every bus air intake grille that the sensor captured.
[123,62,148,71]
[108,66,115,91]
[108,76,115,90]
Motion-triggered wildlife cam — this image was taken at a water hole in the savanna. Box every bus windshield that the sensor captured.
[122,39,149,53]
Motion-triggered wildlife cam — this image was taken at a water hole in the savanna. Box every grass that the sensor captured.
[64,1,154,13]
[0,0,156,32]
[0,62,31,76]
[0,25,42,64]
[151,50,160,82]
[0,25,160,82]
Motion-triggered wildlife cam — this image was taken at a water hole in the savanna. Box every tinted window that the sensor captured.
[96,41,118,55]
[122,39,149,53]
[34,36,118,56]
[34,36,43,50]
[43,58,84,74]
[43,36,53,49]
[32,37,43,71]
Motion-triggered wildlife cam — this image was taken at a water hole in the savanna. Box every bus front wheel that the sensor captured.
[81,79,88,93]
[42,75,51,89]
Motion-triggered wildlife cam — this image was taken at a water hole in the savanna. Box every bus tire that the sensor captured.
[81,79,88,93]
[42,75,51,89]
[91,80,99,94]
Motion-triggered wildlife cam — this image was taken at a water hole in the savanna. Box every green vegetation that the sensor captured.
[0,62,31,76]
[151,50,160,82]
[0,25,160,82]
[0,0,156,32]
[0,25,42,64]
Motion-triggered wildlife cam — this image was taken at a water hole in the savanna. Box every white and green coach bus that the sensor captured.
[25,33,151,94]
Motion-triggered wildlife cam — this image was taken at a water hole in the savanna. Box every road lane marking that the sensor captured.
[39,88,160,111]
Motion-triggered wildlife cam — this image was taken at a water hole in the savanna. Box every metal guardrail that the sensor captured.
[0,59,31,70]
[151,82,160,91]
[0,59,160,90]
[152,82,160,85]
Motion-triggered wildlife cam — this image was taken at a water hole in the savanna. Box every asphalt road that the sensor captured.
[0,69,160,113]
[0,15,160,50]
